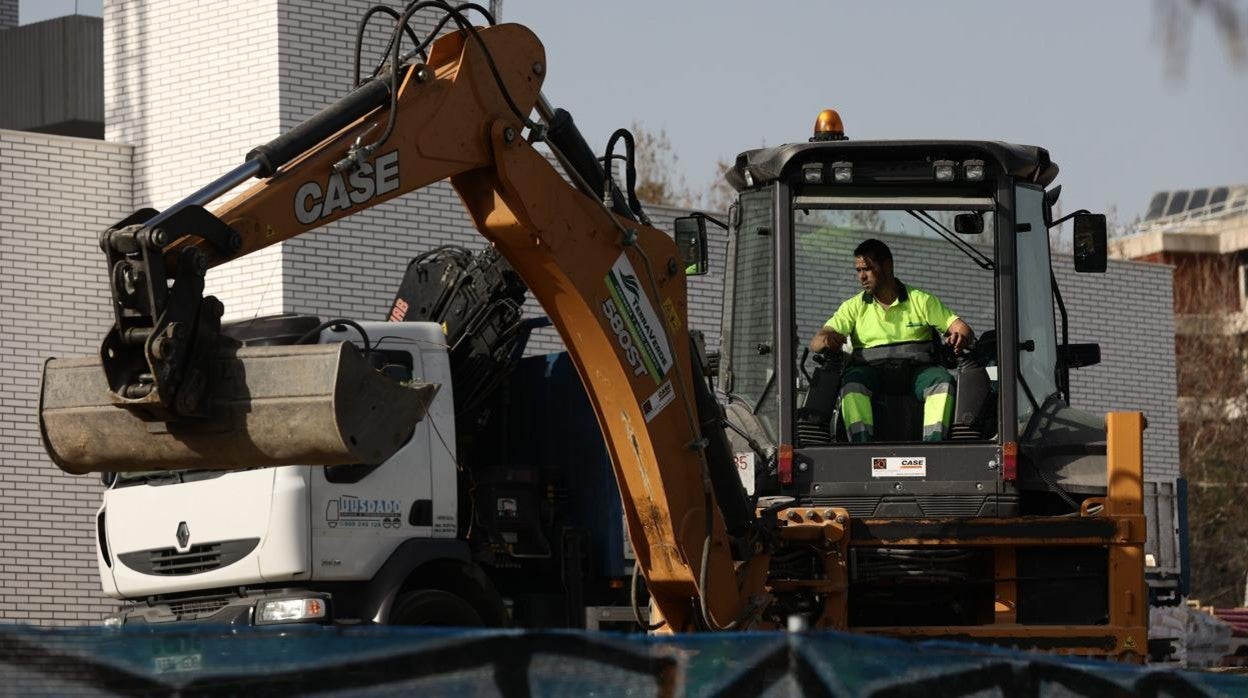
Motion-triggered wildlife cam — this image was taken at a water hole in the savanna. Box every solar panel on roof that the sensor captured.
[1211,188,1229,206]
[1165,191,1190,216]
[1188,188,1209,211]
[1145,192,1169,220]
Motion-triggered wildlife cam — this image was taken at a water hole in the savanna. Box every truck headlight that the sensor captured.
[103,615,123,628]
[933,160,956,182]
[257,597,327,624]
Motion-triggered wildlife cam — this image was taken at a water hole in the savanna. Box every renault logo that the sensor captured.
[176,521,190,549]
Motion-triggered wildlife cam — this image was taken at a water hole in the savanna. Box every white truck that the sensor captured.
[95,249,635,628]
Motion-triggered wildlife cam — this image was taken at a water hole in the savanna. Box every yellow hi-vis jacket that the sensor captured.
[824,281,960,363]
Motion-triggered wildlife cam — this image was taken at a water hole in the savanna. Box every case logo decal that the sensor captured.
[294,150,400,225]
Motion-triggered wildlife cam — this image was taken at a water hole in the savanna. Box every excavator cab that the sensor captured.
[711,124,1131,630]
[717,121,1110,522]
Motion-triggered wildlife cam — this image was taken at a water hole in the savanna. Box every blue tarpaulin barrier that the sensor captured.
[1,625,1244,696]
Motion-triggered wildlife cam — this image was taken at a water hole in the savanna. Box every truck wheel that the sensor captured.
[389,589,484,627]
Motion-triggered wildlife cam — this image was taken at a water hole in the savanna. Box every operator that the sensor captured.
[808,239,974,442]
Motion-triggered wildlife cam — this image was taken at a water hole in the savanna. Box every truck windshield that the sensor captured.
[113,469,231,487]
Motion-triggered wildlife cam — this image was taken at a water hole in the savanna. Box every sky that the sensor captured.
[21,0,1248,223]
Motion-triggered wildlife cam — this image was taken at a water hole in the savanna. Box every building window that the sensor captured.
[1238,263,1248,312]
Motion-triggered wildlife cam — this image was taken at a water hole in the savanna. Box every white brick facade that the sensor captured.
[0,130,132,623]
[105,0,285,317]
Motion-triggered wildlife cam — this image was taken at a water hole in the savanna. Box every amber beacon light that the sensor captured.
[810,109,848,142]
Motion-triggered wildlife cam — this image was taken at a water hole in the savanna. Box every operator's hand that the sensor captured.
[809,328,845,354]
[945,319,974,354]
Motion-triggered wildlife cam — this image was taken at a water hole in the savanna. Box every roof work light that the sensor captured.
[831,161,853,183]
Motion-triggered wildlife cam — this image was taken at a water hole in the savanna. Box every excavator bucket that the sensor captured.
[38,342,438,474]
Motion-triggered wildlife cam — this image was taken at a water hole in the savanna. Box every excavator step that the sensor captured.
[39,342,438,474]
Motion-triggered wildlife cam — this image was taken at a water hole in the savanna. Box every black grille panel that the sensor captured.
[914,496,987,517]
[802,495,1019,518]
[118,538,259,576]
[168,597,230,620]
[809,496,881,518]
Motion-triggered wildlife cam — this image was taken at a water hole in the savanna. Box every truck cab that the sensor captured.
[96,317,474,625]
[96,303,634,628]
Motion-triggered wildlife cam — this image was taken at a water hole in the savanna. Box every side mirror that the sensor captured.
[1058,342,1101,369]
[1073,213,1107,273]
[674,215,709,276]
[954,213,984,235]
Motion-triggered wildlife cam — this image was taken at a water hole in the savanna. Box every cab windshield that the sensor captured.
[794,200,999,443]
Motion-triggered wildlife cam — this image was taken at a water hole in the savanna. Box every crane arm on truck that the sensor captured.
[39,15,830,633]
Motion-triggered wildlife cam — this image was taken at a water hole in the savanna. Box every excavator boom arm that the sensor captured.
[51,23,746,631]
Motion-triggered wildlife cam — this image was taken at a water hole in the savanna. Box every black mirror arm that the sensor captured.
[1052,269,1070,402]
[690,211,730,231]
[1047,208,1091,230]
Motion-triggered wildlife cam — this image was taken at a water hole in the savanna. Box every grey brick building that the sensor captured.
[0,0,1178,624]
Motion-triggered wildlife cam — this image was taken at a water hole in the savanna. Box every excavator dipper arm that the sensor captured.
[42,23,766,632]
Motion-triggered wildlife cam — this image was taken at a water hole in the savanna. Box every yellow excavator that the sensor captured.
[38,4,1147,658]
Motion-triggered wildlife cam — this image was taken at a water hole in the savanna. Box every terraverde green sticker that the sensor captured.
[604,252,674,385]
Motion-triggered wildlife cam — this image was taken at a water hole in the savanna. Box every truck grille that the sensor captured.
[168,597,230,620]
[118,538,259,576]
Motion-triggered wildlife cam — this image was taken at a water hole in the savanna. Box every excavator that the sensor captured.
[37,4,1148,659]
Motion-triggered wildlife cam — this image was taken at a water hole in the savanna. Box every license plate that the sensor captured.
[153,652,203,674]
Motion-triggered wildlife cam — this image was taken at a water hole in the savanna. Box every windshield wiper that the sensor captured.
[906,210,995,271]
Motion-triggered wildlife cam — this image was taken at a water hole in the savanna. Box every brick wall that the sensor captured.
[275,1,495,328]
[0,129,131,623]
[105,0,284,317]
[0,0,16,31]
[1057,257,1180,480]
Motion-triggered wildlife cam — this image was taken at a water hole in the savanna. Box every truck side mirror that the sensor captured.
[675,215,709,276]
[1073,213,1107,273]
[954,213,984,235]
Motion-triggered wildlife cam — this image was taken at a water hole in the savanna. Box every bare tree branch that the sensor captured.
[1155,0,1248,79]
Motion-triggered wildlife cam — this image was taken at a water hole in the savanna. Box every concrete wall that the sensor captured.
[0,129,132,623]
[0,16,104,138]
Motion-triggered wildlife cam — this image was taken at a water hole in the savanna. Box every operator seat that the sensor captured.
[796,331,996,446]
